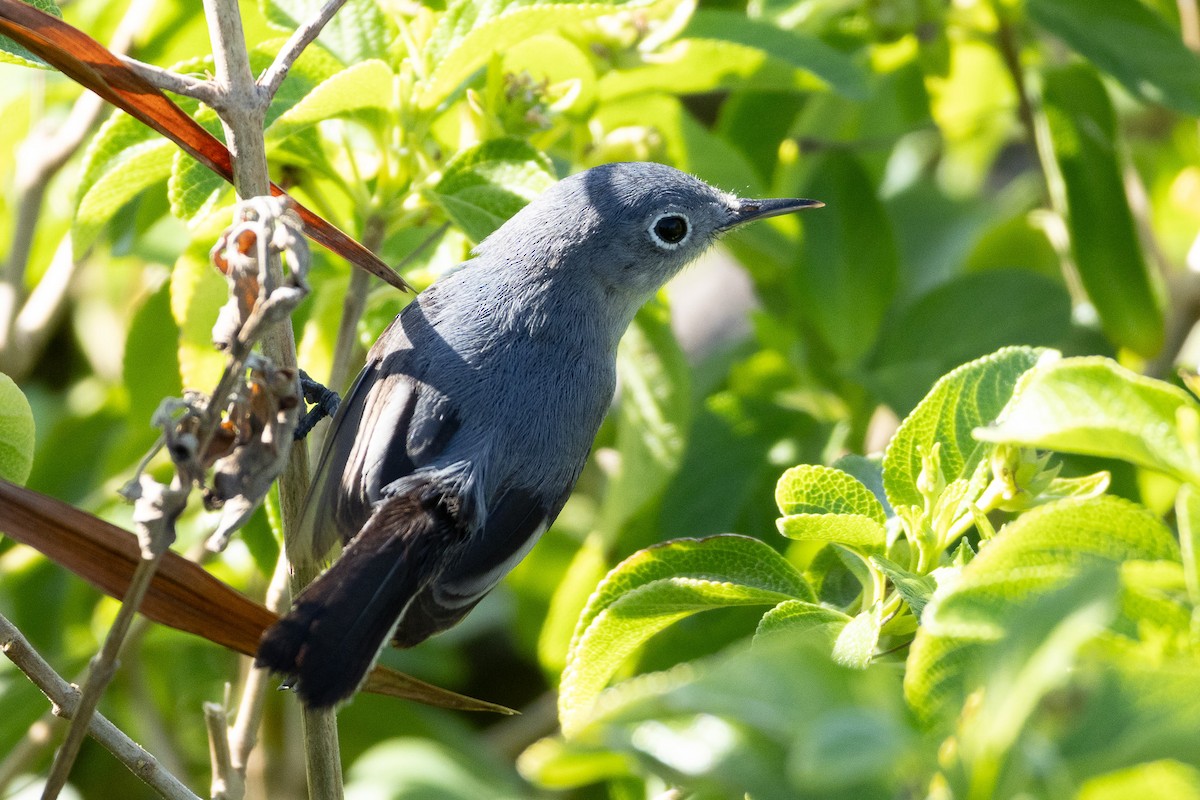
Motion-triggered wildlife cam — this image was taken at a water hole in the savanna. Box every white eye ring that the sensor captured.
[648,212,691,250]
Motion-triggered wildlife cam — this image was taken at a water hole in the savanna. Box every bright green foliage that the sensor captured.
[553,347,1200,796]
[0,372,34,484]
[559,534,811,736]
[980,356,1200,484]
[1042,65,1164,357]
[883,346,1045,512]
[430,138,557,242]
[7,0,1200,795]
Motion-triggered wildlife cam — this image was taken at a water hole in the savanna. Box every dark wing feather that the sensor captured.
[257,486,469,708]
[292,319,459,567]
[392,484,571,647]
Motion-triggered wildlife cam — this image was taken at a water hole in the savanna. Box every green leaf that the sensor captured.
[538,534,609,678]
[0,0,62,68]
[1041,65,1163,357]
[1078,761,1200,800]
[265,59,393,143]
[559,633,917,799]
[598,17,867,102]
[0,372,35,485]
[428,137,556,243]
[754,599,849,641]
[956,568,1118,794]
[883,346,1046,512]
[598,300,691,537]
[776,514,887,550]
[978,356,1200,485]
[775,464,886,522]
[518,736,638,789]
[866,270,1071,415]
[168,108,229,224]
[679,11,867,98]
[870,556,935,618]
[260,0,395,65]
[1029,0,1200,115]
[418,2,623,110]
[1177,484,1200,608]
[169,226,229,390]
[73,111,176,257]
[905,496,1180,723]
[345,739,524,799]
[122,280,182,442]
[559,534,812,737]
[794,150,898,364]
[832,603,882,668]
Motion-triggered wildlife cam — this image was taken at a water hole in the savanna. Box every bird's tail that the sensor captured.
[256,487,466,708]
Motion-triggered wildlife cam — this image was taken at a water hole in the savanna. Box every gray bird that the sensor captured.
[256,161,822,707]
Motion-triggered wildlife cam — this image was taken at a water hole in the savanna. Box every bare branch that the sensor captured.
[118,56,221,104]
[0,614,201,800]
[43,543,174,799]
[258,0,349,99]
[205,701,244,800]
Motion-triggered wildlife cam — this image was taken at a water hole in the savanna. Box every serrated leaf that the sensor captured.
[559,534,812,737]
[905,495,1180,723]
[775,464,886,523]
[418,2,623,109]
[429,137,556,242]
[266,58,393,143]
[538,534,610,678]
[831,453,892,518]
[978,356,1200,486]
[870,556,935,618]
[883,346,1046,511]
[755,599,849,641]
[0,372,34,485]
[260,0,395,65]
[777,514,886,550]
[1029,0,1200,115]
[0,0,61,68]
[832,603,882,668]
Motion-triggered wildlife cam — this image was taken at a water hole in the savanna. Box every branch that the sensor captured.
[0,614,201,800]
[258,0,349,99]
[118,55,221,104]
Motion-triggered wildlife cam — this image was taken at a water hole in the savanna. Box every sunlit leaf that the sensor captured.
[559,534,812,737]
[883,346,1046,512]
[0,373,34,485]
[978,356,1200,485]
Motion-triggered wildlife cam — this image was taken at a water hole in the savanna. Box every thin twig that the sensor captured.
[0,613,200,800]
[258,0,350,99]
[226,554,292,786]
[42,548,169,799]
[206,701,243,800]
[118,56,220,104]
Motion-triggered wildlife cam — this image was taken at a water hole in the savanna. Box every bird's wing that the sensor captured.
[290,336,460,567]
[391,482,572,647]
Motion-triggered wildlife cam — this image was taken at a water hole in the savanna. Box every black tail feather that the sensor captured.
[256,487,466,708]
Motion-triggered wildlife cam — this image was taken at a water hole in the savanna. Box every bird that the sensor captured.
[255,161,822,708]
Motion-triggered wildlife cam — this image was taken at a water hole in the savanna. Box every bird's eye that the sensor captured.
[649,213,690,249]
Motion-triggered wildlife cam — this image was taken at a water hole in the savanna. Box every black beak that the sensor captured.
[721,197,824,230]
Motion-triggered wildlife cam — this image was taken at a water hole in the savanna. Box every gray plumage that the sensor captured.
[256,161,821,707]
